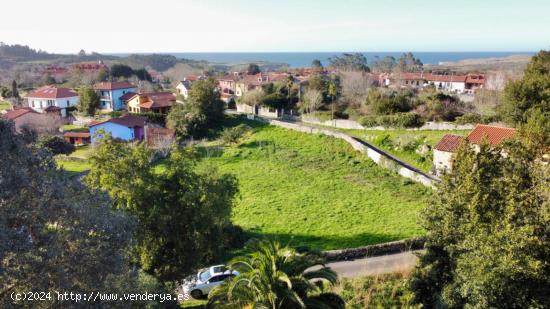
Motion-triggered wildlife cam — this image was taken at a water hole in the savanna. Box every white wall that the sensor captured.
[27,96,79,117]
[433,149,454,176]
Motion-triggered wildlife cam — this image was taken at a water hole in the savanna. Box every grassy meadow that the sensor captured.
[196,118,432,250]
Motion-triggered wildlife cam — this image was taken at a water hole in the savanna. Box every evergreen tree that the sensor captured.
[411,131,550,308]
[77,85,101,116]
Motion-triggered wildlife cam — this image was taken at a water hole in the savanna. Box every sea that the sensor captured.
[112,51,535,68]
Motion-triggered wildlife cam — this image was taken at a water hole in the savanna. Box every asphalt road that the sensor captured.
[326,251,420,278]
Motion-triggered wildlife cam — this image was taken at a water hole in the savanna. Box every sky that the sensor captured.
[1,0,549,53]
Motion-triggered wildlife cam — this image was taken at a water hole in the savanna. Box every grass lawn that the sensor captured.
[57,160,91,176]
[62,124,88,132]
[0,101,12,111]
[196,118,432,250]
[71,145,93,159]
[335,128,469,173]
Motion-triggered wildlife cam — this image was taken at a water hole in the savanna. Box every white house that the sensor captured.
[388,73,485,94]
[433,124,516,176]
[175,80,192,99]
[25,86,79,117]
[94,81,138,111]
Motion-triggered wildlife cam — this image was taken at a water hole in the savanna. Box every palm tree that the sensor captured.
[207,239,345,309]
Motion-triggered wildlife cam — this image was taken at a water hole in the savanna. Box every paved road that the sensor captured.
[326,251,420,278]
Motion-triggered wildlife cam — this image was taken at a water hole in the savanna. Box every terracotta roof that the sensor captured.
[136,92,176,109]
[94,81,137,90]
[3,108,36,120]
[90,115,146,128]
[425,74,467,83]
[467,124,516,145]
[119,92,137,101]
[434,134,465,152]
[63,131,91,138]
[465,74,485,85]
[25,86,78,99]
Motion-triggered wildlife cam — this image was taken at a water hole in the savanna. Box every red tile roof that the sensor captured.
[3,108,36,120]
[467,124,516,145]
[465,74,485,85]
[90,115,146,128]
[63,131,91,138]
[119,92,137,101]
[94,81,137,90]
[25,86,78,99]
[434,134,465,152]
[136,92,176,109]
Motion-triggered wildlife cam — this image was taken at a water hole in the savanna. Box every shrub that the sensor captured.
[454,113,498,125]
[220,124,251,145]
[37,135,75,155]
[359,112,424,128]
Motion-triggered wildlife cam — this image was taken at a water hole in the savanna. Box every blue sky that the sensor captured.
[1,0,548,53]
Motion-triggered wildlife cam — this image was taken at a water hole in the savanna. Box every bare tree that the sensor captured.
[301,89,323,114]
[341,71,372,105]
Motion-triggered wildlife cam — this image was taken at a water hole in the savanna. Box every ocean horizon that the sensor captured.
[109,51,535,68]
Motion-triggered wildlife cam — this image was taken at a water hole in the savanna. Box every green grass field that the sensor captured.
[0,101,12,111]
[57,159,91,176]
[196,119,432,250]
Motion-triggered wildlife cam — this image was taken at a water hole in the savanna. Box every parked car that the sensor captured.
[182,265,238,299]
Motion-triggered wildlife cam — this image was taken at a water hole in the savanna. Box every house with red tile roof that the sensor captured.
[126,92,176,114]
[89,114,146,143]
[24,86,79,117]
[94,81,138,111]
[386,72,485,94]
[433,124,516,175]
[63,131,91,146]
[3,107,62,134]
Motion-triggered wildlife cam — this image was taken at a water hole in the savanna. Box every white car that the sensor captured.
[182,265,238,299]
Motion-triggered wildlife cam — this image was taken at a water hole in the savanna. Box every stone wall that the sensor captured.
[322,238,425,262]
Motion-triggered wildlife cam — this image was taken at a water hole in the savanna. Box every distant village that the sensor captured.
[1,55,502,176]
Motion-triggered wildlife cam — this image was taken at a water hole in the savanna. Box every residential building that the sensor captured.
[94,81,138,111]
[433,124,516,175]
[217,75,238,96]
[3,107,62,134]
[176,80,193,99]
[63,131,91,145]
[126,92,176,114]
[386,73,485,94]
[24,86,79,117]
[73,61,109,74]
[89,114,146,143]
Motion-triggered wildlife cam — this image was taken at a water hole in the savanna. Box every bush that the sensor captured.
[220,124,251,145]
[359,112,424,128]
[454,113,498,125]
[37,135,75,155]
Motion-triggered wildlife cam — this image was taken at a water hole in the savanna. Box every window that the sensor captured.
[67,100,70,107]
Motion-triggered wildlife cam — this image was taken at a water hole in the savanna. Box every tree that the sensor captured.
[301,89,323,114]
[11,80,19,99]
[86,139,239,282]
[328,53,369,72]
[77,85,101,116]
[0,120,135,307]
[208,239,345,309]
[37,135,75,155]
[410,134,550,308]
[499,50,550,127]
[327,76,340,120]
[311,59,323,73]
[396,52,423,73]
[110,63,134,78]
[370,55,397,73]
[96,68,109,82]
[167,78,225,138]
[247,63,261,75]
[42,74,56,85]
[134,68,152,81]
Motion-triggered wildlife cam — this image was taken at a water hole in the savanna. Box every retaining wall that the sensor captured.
[322,238,425,262]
